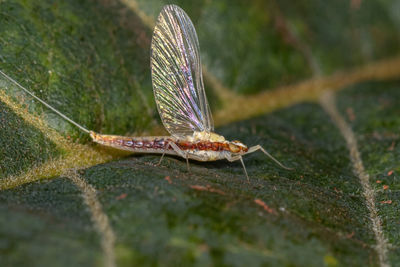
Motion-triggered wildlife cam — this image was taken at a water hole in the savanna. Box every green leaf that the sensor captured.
[1,0,400,266]
[336,80,400,264]
[0,101,63,177]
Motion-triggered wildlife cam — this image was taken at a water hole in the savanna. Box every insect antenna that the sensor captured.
[245,145,294,171]
[259,147,293,171]
[0,69,90,134]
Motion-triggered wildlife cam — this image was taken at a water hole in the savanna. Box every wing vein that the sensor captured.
[151,5,214,137]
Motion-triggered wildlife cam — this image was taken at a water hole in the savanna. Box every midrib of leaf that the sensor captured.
[214,55,400,126]
[320,91,390,267]
[65,169,116,267]
[0,90,125,190]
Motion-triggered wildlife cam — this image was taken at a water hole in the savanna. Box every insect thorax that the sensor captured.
[189,131,226,142]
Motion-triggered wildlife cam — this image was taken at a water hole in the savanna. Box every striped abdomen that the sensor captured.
[90,132,174,154]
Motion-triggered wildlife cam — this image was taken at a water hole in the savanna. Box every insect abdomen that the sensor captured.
[90,132,173,153]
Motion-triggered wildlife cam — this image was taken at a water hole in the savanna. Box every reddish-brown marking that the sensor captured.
[211,142,219,151]
[178,141,192,150]
[205,142,212,150]
[190,185,208,191]
[116,193,128,200]
[254,198,277,214]
[190,184,226,195]
[164,176,172,184]
[177,141,248,153]
[197,142,206,150]
[178,141,227,151]
[383,185,389,190]
[221,143,230,151]
[388,141,395,151]
[346,232,355,238]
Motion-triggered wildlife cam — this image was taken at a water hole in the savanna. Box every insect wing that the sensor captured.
[151,5,213,137]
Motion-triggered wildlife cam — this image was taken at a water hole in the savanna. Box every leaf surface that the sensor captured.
[1,1,400,266]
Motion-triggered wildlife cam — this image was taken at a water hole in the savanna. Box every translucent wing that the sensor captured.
[150,4,213,138]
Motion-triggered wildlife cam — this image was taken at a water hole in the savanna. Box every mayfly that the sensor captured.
[0,5,292,180]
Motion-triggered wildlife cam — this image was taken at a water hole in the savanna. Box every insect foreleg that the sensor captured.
[225,154,249,181]
[246,145,293,170]
[239,157,249,181]
[225,155,241,162]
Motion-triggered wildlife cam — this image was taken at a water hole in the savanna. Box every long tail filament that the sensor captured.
[0,69,90,134]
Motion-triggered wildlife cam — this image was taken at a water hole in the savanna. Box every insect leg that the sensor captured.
[246,145,293,170]
[225,155,241,162]
[169,142,191,172]
[225,154,249,181]
[169,142,186,157]
[157,153,166,165]
[239,156,249,181]
[157,143,171,165]
[186,154,190,172]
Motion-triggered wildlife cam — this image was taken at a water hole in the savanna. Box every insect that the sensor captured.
[0,5,292,180]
